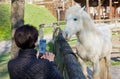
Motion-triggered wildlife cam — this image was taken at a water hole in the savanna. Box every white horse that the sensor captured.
[63,4,112,79]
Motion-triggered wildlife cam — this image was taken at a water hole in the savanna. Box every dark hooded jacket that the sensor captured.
[8,49,63,79]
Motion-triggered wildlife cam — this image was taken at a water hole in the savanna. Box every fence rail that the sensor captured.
[33,1,54,5]
[94,18,120,23]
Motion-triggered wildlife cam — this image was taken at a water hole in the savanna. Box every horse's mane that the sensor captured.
[81,11,96,30]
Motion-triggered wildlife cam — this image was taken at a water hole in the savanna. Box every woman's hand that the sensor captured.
[41,52,55,61]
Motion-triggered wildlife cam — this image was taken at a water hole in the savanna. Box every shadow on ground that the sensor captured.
[111,52,120,62]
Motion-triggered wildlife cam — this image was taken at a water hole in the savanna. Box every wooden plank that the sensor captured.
[112,28,120,33]
[86,0,89,13]
[94,18,120,23]
[33,1,54,5]
[109,0,112,19]
[98,0,101,21]
[113,45,120,49]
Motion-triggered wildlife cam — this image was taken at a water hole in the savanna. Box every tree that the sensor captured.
[11,0,25,59]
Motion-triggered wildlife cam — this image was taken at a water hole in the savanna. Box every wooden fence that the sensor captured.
[94,18,120,23]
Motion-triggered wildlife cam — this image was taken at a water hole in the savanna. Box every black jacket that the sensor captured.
[8,49,63,79]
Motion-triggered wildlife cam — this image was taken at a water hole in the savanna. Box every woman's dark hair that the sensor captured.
[14,24,38,49]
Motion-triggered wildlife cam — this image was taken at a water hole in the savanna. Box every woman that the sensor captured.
[8,24,63,79]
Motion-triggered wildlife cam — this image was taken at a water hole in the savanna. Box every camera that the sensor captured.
[39,39,46,54]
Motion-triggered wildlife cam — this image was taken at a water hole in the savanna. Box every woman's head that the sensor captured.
[14,24,38,49]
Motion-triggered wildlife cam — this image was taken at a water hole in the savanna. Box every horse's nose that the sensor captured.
[66,33,68,38]
[63,31,68,39]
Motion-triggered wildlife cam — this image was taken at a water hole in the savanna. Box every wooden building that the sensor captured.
[2,0,119,22]
[0,0,10,3]
[74,0,120,21]
[36,0,120,22]
[44,0,75,20]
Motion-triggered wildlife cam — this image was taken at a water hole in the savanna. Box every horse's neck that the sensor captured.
[77,13,101,42]
[83,18,96,31]
[77,19,100,42]
[82,17,102,36]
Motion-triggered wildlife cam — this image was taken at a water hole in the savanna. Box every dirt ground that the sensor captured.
[111,33,120,79]
[111,34,120,60]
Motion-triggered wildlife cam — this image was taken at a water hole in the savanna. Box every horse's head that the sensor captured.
[63,4,86,40]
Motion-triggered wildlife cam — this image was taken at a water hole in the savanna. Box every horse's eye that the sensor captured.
[73,18,77,21]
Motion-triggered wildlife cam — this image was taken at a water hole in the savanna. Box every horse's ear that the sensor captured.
[78,6,86,13]
[81,6,86,11]
[75,3,81,8]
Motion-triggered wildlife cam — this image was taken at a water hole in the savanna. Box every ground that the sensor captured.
[111,34,120,61]
[111,65,120,79]
[109,34,120,79]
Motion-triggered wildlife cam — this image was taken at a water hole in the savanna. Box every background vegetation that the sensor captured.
[0,53,10,79]
[24,4,57,29]
[0,4,57,41]
[0,4,11,41]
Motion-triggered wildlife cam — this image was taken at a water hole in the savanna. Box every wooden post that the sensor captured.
[98,0,101,21]
[109,0,112,20]
[56,9,60,25]
[53,27,86,79]
[39,24,44,40]
[86,0,89,13]
[52,23,58,32]
[71,0,75,6]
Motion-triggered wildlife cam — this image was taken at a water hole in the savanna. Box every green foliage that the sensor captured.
[68,38,77,46]
[112,32,119,37]
[0,4,57,41]
[111,61,120,65]
[0,4,11,41]
[0,4,11,25]
[46,42,54,52]
[24,4,57,35]
[24,4,57,29]
[0,53,11,79]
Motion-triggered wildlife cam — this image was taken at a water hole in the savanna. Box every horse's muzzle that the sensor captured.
[62,31,71,40]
